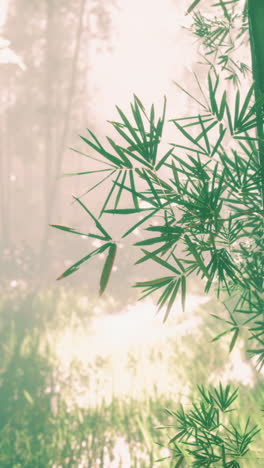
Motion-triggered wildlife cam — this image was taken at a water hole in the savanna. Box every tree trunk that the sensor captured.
[248,0,264,208]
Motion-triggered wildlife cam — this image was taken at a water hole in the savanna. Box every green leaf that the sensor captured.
[138,249,181,274]
[129,170,139,209]
[73,196,112,240]
[173,80,207,110]
[105,208,152,214]
[184,235,210,279]
[155,147,174,171]
[57,243,110,280]
[186,0,202,14]
[80,135,124,167]
[99,243,117,296]
[122,208,160,238]
[99,171,122,217]
[229,327,239,352]
[208,73,219,118]
[135,236,165,246]
[50,224,107,241]
[114,169,127,209]
[70,147,117,167]
[135,276,174,288]
[163,279,181,322]
[211,125,226,157]
[198,114,211,154]
[173,121,206,153]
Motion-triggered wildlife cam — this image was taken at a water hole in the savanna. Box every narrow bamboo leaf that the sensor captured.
[116,106,143,147]
[75,170,115,199]
[110,121,136,147]
[106,137,133,167]
[122,208,160,238]
[63,168,112,176]
[184,235,210,279]
[105,208,152,214]
[212,329,231,342]
[157,281,175,310]
[211,126,226,157]
[50,224,80,234]
[146,169,175,192]
[133,94,146,113]
[170,142,207,155]
[114,170,127,209]
[198,115,211,154]
[80,136,123,167]
[238,84,254,124]
[135,242,175,265]
[146,225,183,234]
[163,279,181,322]
[99,243,117,296]
[142,168,162,207]
[208,73,219,118]
[122,145,153,168]
[57,243,110,280]
[187,0,201,13]
[129,170,139,209]
[87,128,105,149]
[139,249,181,274]
[196,120,218,143]
[73,196,111,240]
[173,80,207,110]
[155,148,174,170]
[70,147,116,167]
[135,236,165,246]
[219,90,227,120]
[131,100,148,149]
[225,103,233,134]
[113,179,158,207]
[99,171,122,217]
[242,92,264,122]
[229,327,239,352]
[135,276,174,288]
[50,224,106,241]
[234,90,240,130]
[173,121,206,152]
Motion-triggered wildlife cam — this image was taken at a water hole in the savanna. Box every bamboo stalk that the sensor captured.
[248,0,264,208]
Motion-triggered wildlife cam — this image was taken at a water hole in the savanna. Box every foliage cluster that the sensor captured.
[52,0,263,465]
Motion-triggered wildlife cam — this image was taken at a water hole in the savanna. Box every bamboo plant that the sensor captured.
[51,0,263,465]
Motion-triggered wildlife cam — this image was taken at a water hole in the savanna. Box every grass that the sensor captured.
[0,287,263,467]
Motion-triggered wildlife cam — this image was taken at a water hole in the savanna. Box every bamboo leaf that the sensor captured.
[173,121,206,153]
[80,135,123,167]
[57,243,110,280]
[163,279,181,322]
[50,224,107,241]
[135,236,165,246]
[138,249,181,274]
[73,196,112,240]
[184,235,210,279]
[129,170,139,209]
[122,208,160,238]
[105,208,152,214]
[135,276,174,288]
[99,243,117,296]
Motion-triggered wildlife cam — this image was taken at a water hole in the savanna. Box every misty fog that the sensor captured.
[0,0,205,296]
